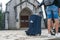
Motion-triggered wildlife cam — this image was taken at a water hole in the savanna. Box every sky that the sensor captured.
[0,0,10,11]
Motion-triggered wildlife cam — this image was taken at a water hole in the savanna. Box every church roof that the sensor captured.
[6,0,40,9]
[14,0,36,9]
[14,0,40,9]
[6,0,12,6]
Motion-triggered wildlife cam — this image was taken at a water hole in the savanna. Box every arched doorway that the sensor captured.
[20,7,32,28]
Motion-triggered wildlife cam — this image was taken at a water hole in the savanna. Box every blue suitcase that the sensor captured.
[25,15,41,36]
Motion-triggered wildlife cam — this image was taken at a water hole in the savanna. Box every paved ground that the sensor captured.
[0,29,60,40]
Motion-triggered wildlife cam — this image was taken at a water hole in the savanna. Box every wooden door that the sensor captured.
[20,16,29,28]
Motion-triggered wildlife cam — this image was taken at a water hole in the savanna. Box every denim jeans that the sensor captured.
[46,5,59,19]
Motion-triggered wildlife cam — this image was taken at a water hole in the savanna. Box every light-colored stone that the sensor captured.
[0,29,59,40]
[5,0,45,29]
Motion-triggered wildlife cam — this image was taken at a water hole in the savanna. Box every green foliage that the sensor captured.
[0,10,4,29]
[0,10,3,20]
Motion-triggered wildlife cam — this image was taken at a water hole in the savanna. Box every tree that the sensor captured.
[0,10,4,29]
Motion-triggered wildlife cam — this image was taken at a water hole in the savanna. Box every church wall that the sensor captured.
[22,2,33,11]
[6,0,19,29]
[16,6,21,29]
[5,0,45,29]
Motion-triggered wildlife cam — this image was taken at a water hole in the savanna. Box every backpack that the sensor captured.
[44,0,54,5]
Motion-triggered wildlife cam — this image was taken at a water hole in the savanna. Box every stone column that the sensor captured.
[5,12,9,29]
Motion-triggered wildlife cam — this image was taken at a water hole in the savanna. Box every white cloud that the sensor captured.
[0,0,10,11]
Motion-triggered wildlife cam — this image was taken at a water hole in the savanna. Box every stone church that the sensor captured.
[5,0,46,30]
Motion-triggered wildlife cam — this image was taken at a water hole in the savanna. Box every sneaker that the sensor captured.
[48,34,51,37]
[50,28,56,36]
[55,33,60,37]
[48,34,56,38]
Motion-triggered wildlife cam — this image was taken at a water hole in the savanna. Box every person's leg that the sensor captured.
[51,19,55,29]
[51,10,55,29]
[46,7,52,34]
[51,21,53,27]
[50,20,56,35]
[53,5,59,34]
[51,20,54,28]
[54,19,59,33]
[47,19,51,33]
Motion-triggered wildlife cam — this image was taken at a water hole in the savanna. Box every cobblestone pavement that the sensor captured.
[0,29,60,40]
